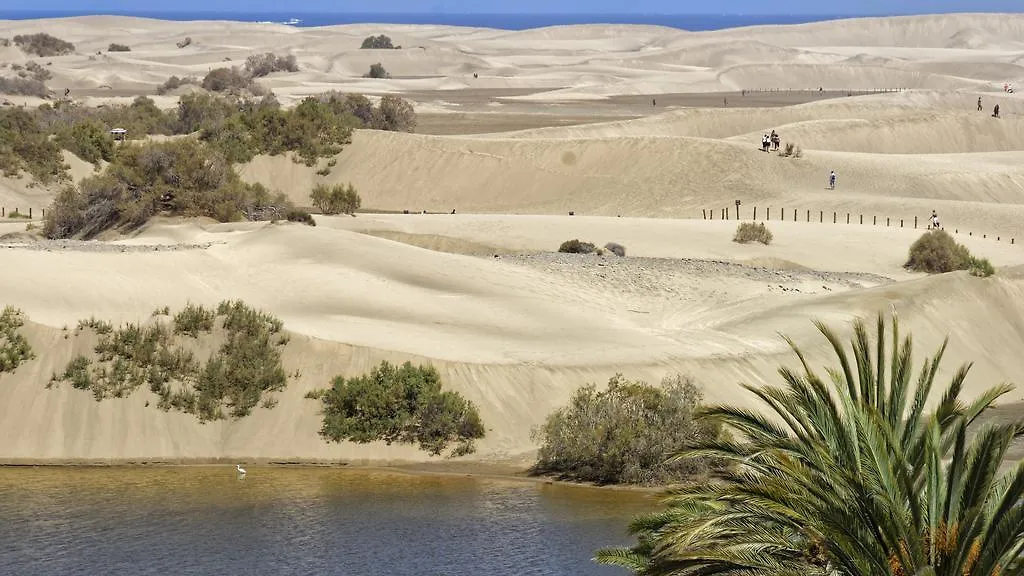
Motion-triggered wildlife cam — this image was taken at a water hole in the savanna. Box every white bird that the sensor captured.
[236,464,246,476]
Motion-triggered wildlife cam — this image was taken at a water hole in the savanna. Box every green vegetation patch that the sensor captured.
[0,107,68,184]
[310,183,361,215]
[50,301,290,421]
[307,361,485,457]
[360,35,398,49]
[532,374,722,485]
[906,229,994,276]
[0,306,34,373]
[733,221,773,245]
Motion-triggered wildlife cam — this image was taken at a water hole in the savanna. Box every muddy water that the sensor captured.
[0,466,656,576]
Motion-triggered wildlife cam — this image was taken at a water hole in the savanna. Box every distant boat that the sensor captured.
[284,18,301,25]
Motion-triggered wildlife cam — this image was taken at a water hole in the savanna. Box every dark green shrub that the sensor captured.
[173,303,216,337]
[364,63,390,79]
[531,374,721,485]
[107,43,131,52]
[733,221,773,245]
[155,75,199,95]
[310,183,361,215]
[54,119,115,164]
[244,53,298,77]
[309,361,485,457]
[0,107,67,183]
[360,35,396,49]
[558,239,597,254]
[372,95,416,132]
[24,61,51,82]
[0,77,49,97]
[285,208,315,225]
[905,229,974,273]
[13,33,74,57]
[202,67,264,95]
[0,306,34,373]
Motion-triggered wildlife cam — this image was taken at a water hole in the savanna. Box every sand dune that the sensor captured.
[2,14,1024,464]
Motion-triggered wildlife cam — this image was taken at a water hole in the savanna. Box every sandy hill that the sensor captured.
[0,14,1023,465]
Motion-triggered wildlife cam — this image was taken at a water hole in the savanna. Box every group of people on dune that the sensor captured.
[761,130,780,152]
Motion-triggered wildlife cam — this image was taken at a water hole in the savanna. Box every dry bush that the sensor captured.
[244,52,298,78]
[558,239,597,254]
[779,141,803,158]
[201,67,265,95]
[364,63,390,79]
[13,33,74,57]
[372,94,416,132]
[0,107,67,183]
[733,222,773,245]
[604,242,626,257]
[905,229,992,276]
[107,43,131,52]
[155,75,200,95]
[0,76,49,97]
[310,183,361,215]
[0,38,9,47]
[0,306,34,373]
[24,61,51,82]
[176,37,192,49]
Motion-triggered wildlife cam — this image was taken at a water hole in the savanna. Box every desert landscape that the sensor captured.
[1,13,1023,468]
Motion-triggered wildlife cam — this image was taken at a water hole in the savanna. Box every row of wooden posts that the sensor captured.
[1,207,43,219]
[702,206,1016,245]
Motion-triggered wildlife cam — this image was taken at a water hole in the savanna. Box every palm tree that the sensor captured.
[596,311,1023,576]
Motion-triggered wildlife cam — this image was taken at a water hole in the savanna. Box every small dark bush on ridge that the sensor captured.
[559,239,597,254]
[604,242,626,257]
[532,374,724,485]
[364,63,390,79]
[244,52,298,78]
[905,229,992,276]
[308,361,485,457]
[155,75,199,95]
[107,43,131,52]
[733,221,773,245]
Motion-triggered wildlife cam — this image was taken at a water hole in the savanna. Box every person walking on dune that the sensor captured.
[829,170,837,190]
[930,210,940,230]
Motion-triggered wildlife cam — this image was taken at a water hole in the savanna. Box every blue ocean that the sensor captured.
[0,11,872,31]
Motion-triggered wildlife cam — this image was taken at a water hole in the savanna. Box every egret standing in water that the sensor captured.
[236,464,246,477]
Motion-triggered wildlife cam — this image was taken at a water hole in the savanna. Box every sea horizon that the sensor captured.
[0,10,974,31]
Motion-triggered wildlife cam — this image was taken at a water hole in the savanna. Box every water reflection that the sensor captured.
[0,467,655,576]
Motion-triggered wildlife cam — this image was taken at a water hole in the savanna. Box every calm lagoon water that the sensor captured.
[0,466,656,576]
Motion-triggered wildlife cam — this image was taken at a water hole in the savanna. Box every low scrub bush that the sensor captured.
[558,239,597,254]
[969,256,995,277]
[25,61,52,82]
[176,37,192,49]
[244,52,298,77]
[531,374,723,485]
[360,35,397,49]
[51,300,289,420]
[7,209,29,219]
[733,221,773,245]
[41,138,297,239]
[107,43,131,52]
[308,361,485,457]
[155,75,199,95]
[0,38,9,47]
[202,67,266,96]
[310,183,361,215]
[0,76,49,97]
[285,208,315,225]
[316,91,416,132]
[53,119,115,164]
[0,306,34,373]
[13,33,74,57]
[364,63,390,79]
[35,96,176,142]
[904,229,984,274]
[604,242,626,257]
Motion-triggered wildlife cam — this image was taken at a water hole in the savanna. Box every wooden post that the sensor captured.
[914,216,917,228]
[860,214,863,224]
[793,208,796,221]
[833,212,837,224]
[1,207,4,217]
[820,210,823,223]
[873,215,877,225]
[900,219,903,228]
[781,208,784,221]
[753,206,757,220]
[767,207,771,220]
[702,209,706,220]
[887,217,890,227]
[846,213,850,224]
[806,209,810,222]
[28,208,32,219]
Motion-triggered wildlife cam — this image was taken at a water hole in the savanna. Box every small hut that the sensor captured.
[109,128,127,142]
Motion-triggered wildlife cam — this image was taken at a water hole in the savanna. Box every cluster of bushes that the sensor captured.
[364,63,390,79]
[35,97,176,147]
[107,43,131,52]
[0,107,68,184]
[13,33,74,57]
[0,76,49,98]
[360,35,400,49]
[905,229,993,277]
[201,66,268,96]
[531,374,723,485]
[733,221,773,245]
[0,306,34,373]
[306,361,485,457]
[155,75,199,95]
[41,138,310,239]
[51,301,290,421]
[557,239,627,257]
[244,52,299,77]
[310,183,361,215]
